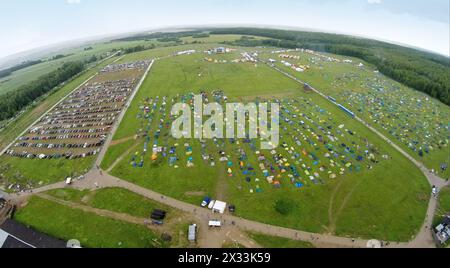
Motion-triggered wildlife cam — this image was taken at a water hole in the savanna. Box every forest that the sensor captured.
[0,62,85,121]
[210,28,450,105]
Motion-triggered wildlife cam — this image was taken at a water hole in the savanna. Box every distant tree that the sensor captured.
[0,60,43,79]
[274,198,295,215]
[0,61,85,121]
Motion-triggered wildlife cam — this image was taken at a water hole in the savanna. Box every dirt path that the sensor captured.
[329,180,363,234]
[110,136,135,146]
[106,141,141,172]
[214,169,229,201]
[327,179,345,233]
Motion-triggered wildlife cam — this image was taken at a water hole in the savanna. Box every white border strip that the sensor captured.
[0,229,36,248]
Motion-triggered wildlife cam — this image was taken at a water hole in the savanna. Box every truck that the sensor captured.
[188,224,197,242]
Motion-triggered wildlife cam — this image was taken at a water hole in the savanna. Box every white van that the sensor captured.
[208,200,215,210]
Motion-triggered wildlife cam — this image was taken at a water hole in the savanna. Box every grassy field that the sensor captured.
[100,139,136,170]
[247,231,314,248]
[46,187,174,218]
[435,187,450,222]
[0,40,154,96]
[15,188,192,248]
[102,48,429,241]
[180,34,266,44]
[14,196,168,248]
[0,156,94,191]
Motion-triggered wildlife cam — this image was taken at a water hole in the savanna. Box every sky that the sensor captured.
[0,0,449,59]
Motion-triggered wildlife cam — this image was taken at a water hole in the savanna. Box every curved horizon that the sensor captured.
[0,0,448,62]
[0,23,448,67]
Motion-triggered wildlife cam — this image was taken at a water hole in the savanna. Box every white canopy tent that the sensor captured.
[212,200,227,214]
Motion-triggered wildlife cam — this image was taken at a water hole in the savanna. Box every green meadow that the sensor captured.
[103,49,430,241]
[14,196,167,248]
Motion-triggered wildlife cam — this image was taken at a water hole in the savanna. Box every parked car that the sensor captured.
[152,220,164,225]
[208,200,216,210]
[208,220,221,228]
[201,197,211,207]
[228,205,236,213]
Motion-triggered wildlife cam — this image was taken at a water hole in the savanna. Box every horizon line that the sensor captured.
[1,24,449,65]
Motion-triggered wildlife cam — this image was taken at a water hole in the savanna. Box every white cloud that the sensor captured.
[367,0,382,4]
[66,0,81,4]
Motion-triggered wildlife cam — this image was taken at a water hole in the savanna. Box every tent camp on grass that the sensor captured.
[127,91,385,195]
[332,74,449,175]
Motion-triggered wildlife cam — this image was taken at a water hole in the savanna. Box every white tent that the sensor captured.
[212,200,227,214]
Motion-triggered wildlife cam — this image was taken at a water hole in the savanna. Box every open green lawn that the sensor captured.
[0,156,94,191]
[14,196,168,248]
[100,139,136,170]
[435,187,450,222]
[247,231,314,248]
[46,187,175,218]
[112,51,299,141]
[180,34,267,44]
[103,48,429,241]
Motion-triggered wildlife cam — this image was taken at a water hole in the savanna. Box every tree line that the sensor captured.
[0,62,85,121]
[121,44,156,54]
[0,60,43,79]
[210,28,450,105]
[113,30,204,42]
